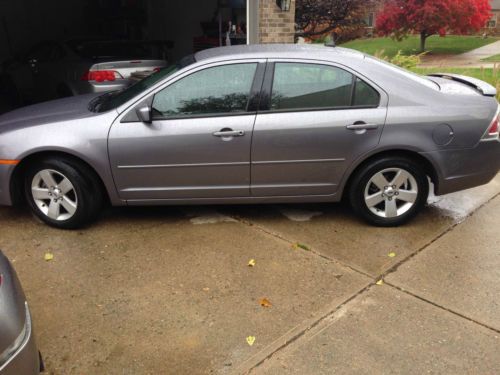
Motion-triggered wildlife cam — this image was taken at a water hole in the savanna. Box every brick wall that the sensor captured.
[259,0,296,43]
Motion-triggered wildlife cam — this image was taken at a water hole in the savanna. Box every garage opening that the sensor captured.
[0,0,257,114]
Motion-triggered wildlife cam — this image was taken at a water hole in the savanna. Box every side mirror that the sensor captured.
[136,105,152,124]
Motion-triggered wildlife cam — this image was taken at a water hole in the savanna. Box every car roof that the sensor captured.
[194,44,366,63]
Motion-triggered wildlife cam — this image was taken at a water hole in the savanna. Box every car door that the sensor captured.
[108,61,264,201]
[251,60,388,197]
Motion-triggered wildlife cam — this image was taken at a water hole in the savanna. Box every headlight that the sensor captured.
[0,302,31,369]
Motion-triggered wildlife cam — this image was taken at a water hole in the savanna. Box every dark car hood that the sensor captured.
[0,93,102,133]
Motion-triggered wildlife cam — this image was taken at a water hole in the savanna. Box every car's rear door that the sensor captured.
[109,60,265,201]
[251,60,388,197]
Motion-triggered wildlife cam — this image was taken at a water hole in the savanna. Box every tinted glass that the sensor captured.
[366,56,439,90]
[353,78,380,107]
[271,63,353,110]
[152,63,257,118]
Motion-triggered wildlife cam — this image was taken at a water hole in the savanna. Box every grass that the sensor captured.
[411,67,500,100]
[341,35,499,58]
[481,53,500,62]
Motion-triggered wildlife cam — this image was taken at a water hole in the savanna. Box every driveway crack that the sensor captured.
[385,282,500,334]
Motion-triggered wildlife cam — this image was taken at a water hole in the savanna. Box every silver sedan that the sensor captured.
[0,251,42,375]
[0,44,499,229]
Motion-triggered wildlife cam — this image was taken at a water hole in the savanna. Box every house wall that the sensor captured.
[485,10,500,35]
[259,0,296,43]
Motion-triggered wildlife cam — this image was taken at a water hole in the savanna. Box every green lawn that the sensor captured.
[411,67,500,100]
[341,35,499,58]
[481,53,500,62]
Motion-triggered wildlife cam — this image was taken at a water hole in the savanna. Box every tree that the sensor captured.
[295,0,371,39]
[376,0,492,52]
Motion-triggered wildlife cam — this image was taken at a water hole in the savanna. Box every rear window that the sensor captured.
[366,56,440,90]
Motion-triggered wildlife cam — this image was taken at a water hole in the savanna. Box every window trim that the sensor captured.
[260,61,381,114]
[151,62,260,121]
[117,58,267,118]
[149,61,265,121]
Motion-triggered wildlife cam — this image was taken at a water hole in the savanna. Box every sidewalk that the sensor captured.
[419,40,500,68]
[246,194,500,374]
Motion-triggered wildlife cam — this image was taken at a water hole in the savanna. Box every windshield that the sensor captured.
[91,54,196,113]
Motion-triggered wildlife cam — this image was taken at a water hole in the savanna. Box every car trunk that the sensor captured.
[427,73,497,97]
[91,59,167,79]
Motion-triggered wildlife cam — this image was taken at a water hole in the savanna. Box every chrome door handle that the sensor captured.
[213,130,245,137]
[346,123,379,130]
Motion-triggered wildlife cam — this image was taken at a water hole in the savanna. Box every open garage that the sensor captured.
[0,0,293,113]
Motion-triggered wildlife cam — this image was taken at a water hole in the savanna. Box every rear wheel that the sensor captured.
[349,157,429,227]
[24,158,103,229]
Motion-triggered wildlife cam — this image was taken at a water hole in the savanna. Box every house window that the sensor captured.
[487,15,497,28]
[365,12,375,28]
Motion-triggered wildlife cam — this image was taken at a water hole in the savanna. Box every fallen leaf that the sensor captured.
[376,280,384,286]
[44,253,54,261]
[293,243,310,251]
[388,252,396,258]
[248,259,256,267]
[259,298,272,308]
[246,336,256,346]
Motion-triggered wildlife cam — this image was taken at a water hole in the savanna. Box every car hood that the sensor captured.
[0,93,103,133]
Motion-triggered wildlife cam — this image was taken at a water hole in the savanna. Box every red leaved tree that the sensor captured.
[296,0,371,39]
[376,0,492,52]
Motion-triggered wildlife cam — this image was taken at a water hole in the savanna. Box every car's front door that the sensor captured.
[109,61,263,201]
[251,61,388,197]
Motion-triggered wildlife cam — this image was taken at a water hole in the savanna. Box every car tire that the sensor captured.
[24,157,103,229]
[349,156,429,227]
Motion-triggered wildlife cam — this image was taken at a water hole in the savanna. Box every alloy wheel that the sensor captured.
[31,169,78,221]
[363,168,419,218]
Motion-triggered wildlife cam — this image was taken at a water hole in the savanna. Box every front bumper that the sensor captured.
[0,303,41,375]
[424,139,500,196]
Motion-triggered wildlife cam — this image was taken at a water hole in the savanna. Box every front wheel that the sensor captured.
[349,157,429,227]
[24,158,103,229]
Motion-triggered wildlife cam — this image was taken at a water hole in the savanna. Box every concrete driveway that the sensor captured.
[1,175,499,374]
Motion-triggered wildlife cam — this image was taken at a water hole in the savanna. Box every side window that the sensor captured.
[353,78,380,107]
[152,63,257,118]
[271,63,354,110]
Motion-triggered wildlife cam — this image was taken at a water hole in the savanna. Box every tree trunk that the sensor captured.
[420,32,427,53]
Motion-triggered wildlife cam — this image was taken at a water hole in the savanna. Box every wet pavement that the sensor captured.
[0,175,499,374]
[419,40,500,68]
